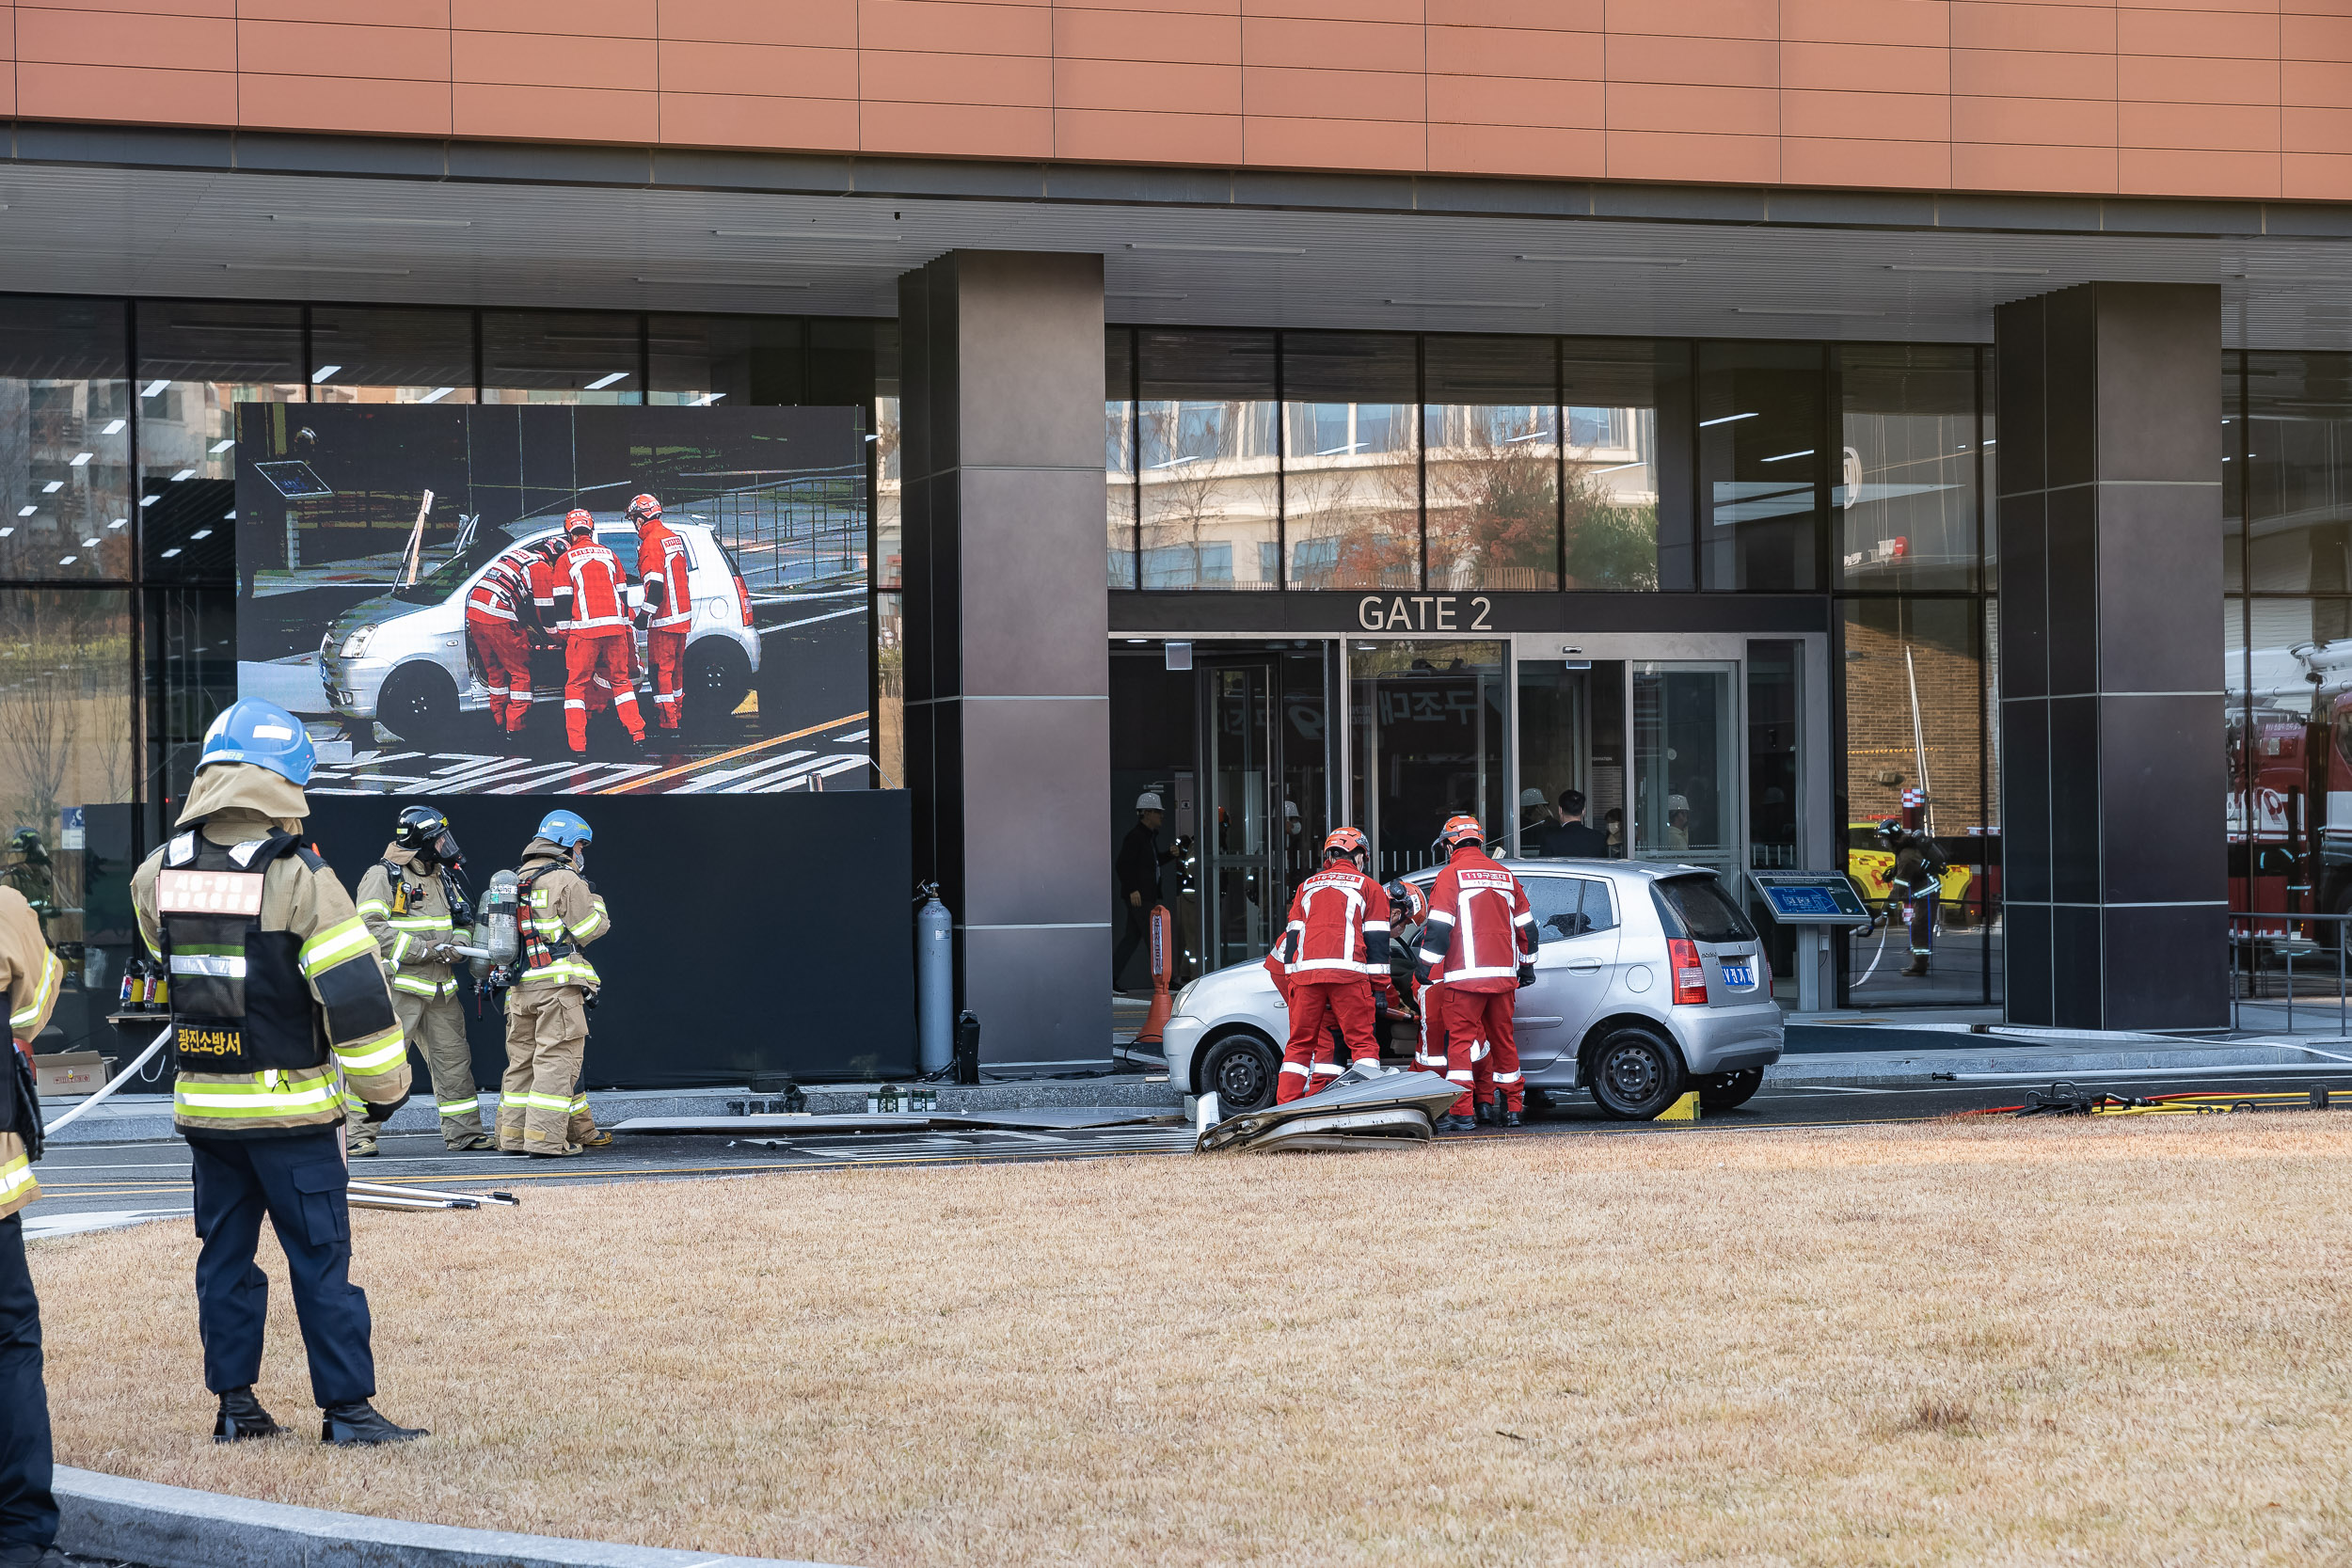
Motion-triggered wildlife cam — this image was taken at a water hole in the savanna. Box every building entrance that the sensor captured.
[1110,630,1828,997]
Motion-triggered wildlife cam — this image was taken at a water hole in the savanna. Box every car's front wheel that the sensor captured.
[1199,1031,1279,1115]
[1587,1025,1687,1120]
[1696,1067,1763,1113]
[373,662,462,747]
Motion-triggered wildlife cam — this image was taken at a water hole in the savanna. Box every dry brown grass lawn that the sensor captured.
[30,1118,2352,1567]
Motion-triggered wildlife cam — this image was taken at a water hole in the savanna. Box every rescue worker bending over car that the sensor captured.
[464,546,539,736]
[0,881,63,1566]
[497,811,612,1157]
[1275,827,1391,1102]
[627,495,691,735]
[1416,816,1537,1131]
[353,806,489,1154]
[130,699,424,1446]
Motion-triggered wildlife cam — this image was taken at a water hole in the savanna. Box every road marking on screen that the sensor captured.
[595,712,866,795]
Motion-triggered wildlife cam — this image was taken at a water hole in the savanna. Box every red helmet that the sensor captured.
[625,494,662,525]
[1323,826,1368,865]
[564,509,595,537]
[1385,879,1428,925]
[1436,815,1485,854]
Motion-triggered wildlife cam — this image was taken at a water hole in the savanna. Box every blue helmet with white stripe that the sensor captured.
[534,810,592,848]
[198,699,315,786]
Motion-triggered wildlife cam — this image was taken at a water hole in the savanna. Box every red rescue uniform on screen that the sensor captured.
[556,539,644,752]
[1274,864,1391,1102]
[1418,847,1536,1116]
[466,551,537,733]
[636,521,692,732]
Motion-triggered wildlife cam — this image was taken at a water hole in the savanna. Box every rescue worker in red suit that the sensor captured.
[626,495,691,734]
[1385,879,1450,1081]
[464,547,539,735]
[1415,816,1537,1132]
[548,512,645,754]
[1274,827,1391,1103]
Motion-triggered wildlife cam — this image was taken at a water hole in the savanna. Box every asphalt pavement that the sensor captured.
[27,1062,2352,1235]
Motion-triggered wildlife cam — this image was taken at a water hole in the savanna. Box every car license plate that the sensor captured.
[1720,962,1754,989]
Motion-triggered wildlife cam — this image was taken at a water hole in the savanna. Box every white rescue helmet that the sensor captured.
[1135,791,1164,813]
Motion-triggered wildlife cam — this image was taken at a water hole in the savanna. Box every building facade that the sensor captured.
[0,1,2339,1071]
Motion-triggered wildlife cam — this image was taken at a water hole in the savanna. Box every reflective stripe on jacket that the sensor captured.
[637,522,693,630]
[1418,849,1536,993]
[132,766,410,1138]
[1279,865,1392,980]
[1,887,59,1217]
[357,845,469,1002]
[559,542,630,634]
[514,842,611,990]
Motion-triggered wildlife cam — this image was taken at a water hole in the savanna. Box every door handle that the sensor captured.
[1568,959,1601,974]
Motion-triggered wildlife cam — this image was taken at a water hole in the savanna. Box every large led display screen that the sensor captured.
[234,404,869,797]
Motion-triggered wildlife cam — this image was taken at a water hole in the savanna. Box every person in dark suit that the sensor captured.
[1530,789,1611,859]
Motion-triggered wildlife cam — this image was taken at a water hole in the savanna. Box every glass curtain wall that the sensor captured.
[1136,329,1279,590]
[2229,348,2352,1019]
[1425,335,1559,591]
[1283,333,1419,591]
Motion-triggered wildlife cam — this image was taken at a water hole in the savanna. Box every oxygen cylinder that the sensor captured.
[916,884,953,1075]
[474,869,521,979]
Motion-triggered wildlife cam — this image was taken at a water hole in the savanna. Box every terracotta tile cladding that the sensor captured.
[1054,106,1244,164]
[19,62,238,123]
[1428,74,1605,130]
[18,7,235,71]
[1057,57,1244,116]
[1055,8,1243,67]
[659,92,861,150]
[1426,25,1599,81]
[239,73,454,135]
[20,0,2344,202]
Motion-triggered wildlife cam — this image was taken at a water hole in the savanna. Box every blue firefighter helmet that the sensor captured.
[197,699,316,786]
[534,810,593,848]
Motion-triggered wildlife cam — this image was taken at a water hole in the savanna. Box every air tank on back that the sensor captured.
[472,869,521,979]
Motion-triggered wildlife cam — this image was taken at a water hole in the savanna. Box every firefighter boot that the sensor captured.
[346,1126,378,1158]
[213,1386,285,1443]
[1503,1110,1524,1129]
[1475,1097,1499,1127]
[1442,1114,1476,1132]
[1902,957,1931,977]
[322,1402,429,1446]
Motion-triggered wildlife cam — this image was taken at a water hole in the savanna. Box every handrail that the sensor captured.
[2226,910,2352,1036]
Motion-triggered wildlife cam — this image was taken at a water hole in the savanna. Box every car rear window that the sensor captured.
[1651,875,1756,943]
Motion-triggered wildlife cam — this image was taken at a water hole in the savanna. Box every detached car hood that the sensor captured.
[1197,1068,1463,1153]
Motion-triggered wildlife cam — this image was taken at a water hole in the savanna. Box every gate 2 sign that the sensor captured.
[1356,594,1498,633]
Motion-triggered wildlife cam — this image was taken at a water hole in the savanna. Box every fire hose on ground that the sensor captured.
[40,1023,521,1213]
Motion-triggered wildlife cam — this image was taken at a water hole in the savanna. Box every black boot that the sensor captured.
[1902,957,1930,977]
[1474,1098,1497,1127]
[213,1386,285,1443]
[321,1401,429,1446]
[1503,1110,1523,1128]
[1441,1113,1477,1132]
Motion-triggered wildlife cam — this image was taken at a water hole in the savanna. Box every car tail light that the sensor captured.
[1669,939,1708,1006]
[734,575,753,627]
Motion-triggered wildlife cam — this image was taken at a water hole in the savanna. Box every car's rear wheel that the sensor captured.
[1696,1066,1763,1113]
[683,640,752,732]
[374,662,461,747]
[1587,1025,1687,1120]
[1199,1031,1279,1115]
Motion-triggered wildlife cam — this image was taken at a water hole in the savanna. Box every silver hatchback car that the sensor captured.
[1160,859,1783,1121]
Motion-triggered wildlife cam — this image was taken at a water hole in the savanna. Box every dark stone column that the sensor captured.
[899,251,1110,1070]
[1994,282,2226,1029]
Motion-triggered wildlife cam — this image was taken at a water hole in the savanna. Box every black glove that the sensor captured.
[1516,961,1535,989]
[7,1046,42,1163]
[583,989,599,1011]
[360,1089,407,1125]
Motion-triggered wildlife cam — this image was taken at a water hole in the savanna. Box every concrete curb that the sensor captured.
[1767,1041,2352,1085]
[55,1466,851,1568]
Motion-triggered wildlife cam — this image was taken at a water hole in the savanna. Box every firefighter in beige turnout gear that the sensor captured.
[1,884,64,1560]
[497,810,611,1156]
[129,699,425,1445]
[351,806,489,1154]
